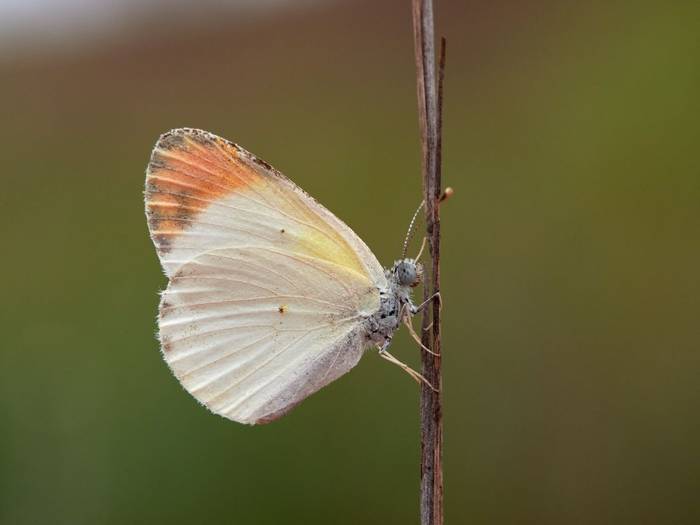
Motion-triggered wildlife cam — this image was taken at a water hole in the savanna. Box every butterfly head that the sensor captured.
[394,259,423,288]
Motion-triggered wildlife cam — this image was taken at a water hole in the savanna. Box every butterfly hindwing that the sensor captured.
[159,247,372,424]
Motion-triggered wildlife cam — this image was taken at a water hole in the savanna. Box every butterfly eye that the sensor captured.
[396,261,419,286]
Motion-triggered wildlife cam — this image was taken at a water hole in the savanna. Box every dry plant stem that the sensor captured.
[413,0,446,523]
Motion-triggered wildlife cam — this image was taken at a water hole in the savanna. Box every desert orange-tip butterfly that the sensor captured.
[145,128,438,424]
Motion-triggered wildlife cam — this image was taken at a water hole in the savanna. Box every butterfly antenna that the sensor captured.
[402,200,425,259]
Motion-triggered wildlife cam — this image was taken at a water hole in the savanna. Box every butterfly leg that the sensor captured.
[402,314,439,356]
[411,292,442,340]
[398,303,438,356]
[411,291,442,315]
[415,236,428,262]
[378,340,438,392]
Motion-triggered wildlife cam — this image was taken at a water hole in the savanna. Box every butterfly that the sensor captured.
[145,128,439,425]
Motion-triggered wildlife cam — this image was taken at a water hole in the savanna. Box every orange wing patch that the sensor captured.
[145,128,259,254]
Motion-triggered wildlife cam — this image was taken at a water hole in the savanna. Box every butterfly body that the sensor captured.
[365,259,423,348]
[145,128,426,424]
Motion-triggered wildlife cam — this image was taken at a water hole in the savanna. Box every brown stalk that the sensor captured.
[412,1,446,524]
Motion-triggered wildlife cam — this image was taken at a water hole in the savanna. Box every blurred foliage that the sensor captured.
[1,0,698,523]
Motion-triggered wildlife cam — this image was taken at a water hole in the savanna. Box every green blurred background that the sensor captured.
[1,0,699,523]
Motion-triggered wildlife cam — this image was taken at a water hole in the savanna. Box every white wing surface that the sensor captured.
[145,128,386,424]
